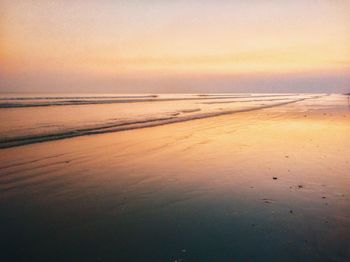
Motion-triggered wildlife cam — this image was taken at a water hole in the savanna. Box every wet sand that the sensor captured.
[1,95,350,261]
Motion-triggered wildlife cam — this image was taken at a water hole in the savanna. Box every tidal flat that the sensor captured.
[1,94,349,261]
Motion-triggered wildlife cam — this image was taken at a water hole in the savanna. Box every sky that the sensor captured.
[1,0,349,93]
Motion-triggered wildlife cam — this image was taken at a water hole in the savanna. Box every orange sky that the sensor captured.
[1,0,349,93]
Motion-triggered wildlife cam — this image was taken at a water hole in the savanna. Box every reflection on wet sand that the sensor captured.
[0,95,349,261]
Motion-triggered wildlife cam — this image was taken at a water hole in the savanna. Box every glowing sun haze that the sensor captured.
[1,0,349,93]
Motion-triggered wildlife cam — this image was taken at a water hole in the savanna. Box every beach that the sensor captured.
[1,94,350,261]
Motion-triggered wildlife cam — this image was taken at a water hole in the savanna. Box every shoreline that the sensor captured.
[0,95,324,149]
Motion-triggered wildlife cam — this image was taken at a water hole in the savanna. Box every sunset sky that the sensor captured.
[1,0,349,93]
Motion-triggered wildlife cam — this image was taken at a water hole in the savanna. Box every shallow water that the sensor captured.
[0,93,322,148]
[0,94,350,261]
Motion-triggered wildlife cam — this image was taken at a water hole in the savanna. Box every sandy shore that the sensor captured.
[1,95,350,261]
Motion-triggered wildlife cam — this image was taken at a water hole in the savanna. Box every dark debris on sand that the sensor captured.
[262,198,275,204]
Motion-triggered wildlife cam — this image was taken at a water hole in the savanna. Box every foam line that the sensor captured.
[0,94,300,108]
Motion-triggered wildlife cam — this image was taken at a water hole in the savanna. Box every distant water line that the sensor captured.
[0,94,300,108]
